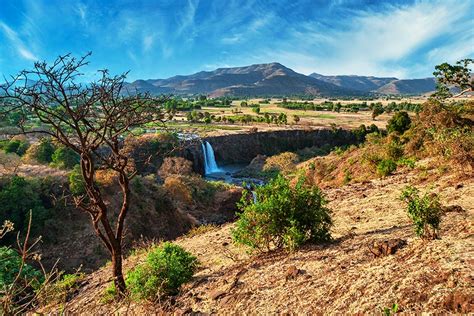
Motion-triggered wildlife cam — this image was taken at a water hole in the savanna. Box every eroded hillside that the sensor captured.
[48,165,473,314]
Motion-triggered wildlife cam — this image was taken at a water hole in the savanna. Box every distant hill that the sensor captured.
[376,78,437,95]
[123,63,437,97]
[309,73,397,92]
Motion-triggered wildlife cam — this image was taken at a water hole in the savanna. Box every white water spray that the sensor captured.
[202,141,222,174]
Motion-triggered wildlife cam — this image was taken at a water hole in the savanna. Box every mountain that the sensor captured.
[376,78,437,95]
[123,63,438,97]
[123,63,360,97]
[309,73,397,92]
[310,73,437,95]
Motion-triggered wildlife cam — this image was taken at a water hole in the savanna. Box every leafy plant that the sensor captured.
[37,271,84,305]
[232,175,332,252]
[387,111,411,134]
[400,186,443,239]
[0,176,51,242]
[23,138,56,164]
[3,139,29,156]
[382,303,399,315]
[126,242,198,300]
[377,159,397,177]
[68,165,86,196]
[51,146,79,169]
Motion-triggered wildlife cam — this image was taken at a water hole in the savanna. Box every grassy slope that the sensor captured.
[50,164,473,314]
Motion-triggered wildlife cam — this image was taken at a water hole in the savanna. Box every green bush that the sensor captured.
[24,138,56,164]
[387,111,411,134]
[377,159,397,177]
[0,176,50,243]
[0,246,43,293]
[37,272,84,305]
[400,186,443,239]
[126,242,198,300]
[68,165,85,196]
[3,139,29,156]
[232,175,332,252]
[51,147,79,169]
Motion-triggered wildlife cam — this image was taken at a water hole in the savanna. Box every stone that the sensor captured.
[285,265,301,280]
[367,239,407,258]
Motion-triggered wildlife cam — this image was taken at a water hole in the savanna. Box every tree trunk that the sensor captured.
[111,245,126,295]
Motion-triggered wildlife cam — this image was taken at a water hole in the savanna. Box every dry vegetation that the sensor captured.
[43,165,473,314]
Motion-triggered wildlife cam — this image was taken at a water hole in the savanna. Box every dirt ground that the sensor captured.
[50,164,474,314]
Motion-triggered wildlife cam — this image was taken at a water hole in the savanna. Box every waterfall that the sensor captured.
[202,141,222,174]
[251,191,257,204]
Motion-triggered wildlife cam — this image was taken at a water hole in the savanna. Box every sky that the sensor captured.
[0,0,473,81]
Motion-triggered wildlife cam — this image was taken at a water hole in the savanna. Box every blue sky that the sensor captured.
[0,0,473,81]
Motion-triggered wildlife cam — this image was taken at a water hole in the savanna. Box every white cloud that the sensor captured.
[0,21,38,61]
[257,0,472,78]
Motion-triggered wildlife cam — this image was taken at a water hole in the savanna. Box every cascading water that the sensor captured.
[202,141,222,174]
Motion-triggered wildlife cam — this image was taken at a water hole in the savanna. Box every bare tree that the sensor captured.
[0,53,168,295]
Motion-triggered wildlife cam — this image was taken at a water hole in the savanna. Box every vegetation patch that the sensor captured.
[232,175,332,252]
[400,186,443,239]
[126,242,198,301]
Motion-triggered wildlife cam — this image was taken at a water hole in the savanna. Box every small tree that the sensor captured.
[0,54,167,296]
[400,186,443,239]
[433,58,473,98]
[372,103,384,120]
[387,111,411,134]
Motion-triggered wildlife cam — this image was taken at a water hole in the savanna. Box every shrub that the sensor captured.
[263,152,299,176]
[377,159,396,177]
[37,272,84,305]
[0,176,50,242]
[126,242,198,300]
[51,147,79,169]
[0,247,43,290]
[0,246,43,314]
[68,165,85,196]
[158,157,193,178]
[232,175,332,252]
[387,111,411,134]
[23,138,55,164]
[4,139,29,156]
[400,186,443,239]
[163,176,193,204]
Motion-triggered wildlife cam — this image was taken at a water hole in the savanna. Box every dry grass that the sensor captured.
[43,164,473,314]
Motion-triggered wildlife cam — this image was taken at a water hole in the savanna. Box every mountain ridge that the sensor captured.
[123,63,437,97]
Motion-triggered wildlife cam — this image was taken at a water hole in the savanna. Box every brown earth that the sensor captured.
[45,164,474,314]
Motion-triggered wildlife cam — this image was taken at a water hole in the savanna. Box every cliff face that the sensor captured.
[189,129,359,174]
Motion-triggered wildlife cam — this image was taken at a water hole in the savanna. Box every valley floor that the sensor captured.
[46,166,473,314]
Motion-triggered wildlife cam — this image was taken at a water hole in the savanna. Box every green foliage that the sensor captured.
[382,303,399,316]
[3,139,29,156]
[126,242,198,300]
[51,147,80,169]
[400,186,443,239]
[0,176,50,242]
[232,175,332,252]
[433,58,473,98]
[25,138,56,164]
[372,103,384,120]
[387,111,411,134]
[68,165,86,196]
[38,272,84,305]
[397,157,416,169]
[0,246,43,291]
[376,159,396,177]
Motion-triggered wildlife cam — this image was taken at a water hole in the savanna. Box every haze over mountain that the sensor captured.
[124,63,437,97]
